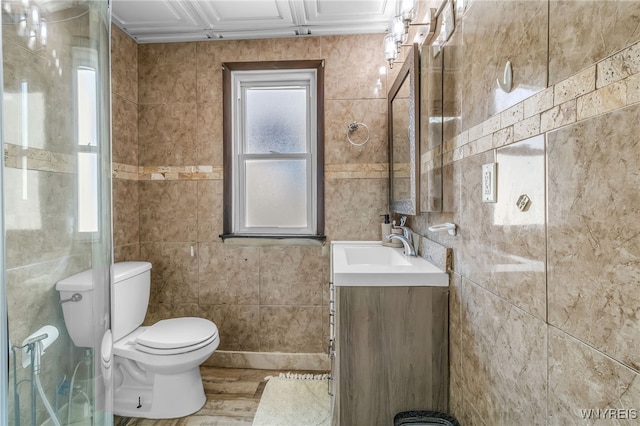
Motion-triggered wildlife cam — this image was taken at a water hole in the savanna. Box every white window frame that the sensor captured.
[72,46,100,235]
[228,67,320,237]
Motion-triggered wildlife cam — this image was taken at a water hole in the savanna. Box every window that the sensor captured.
[222,61,324,239]
[73,47,100,234]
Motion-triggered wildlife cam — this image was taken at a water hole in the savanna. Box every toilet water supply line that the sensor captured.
[68,349,93,424]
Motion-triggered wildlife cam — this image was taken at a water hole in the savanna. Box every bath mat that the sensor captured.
[252,373,331,426]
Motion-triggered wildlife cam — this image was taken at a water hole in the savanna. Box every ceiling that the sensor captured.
[112,0,398,43]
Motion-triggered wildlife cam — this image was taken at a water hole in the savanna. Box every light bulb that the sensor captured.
[40,20,47,46]
[392,17,405,41]
[400,0,416,19]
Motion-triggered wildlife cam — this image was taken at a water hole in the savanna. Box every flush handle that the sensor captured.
[59,293,82,304]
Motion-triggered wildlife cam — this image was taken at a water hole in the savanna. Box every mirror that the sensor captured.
[419,44,444,212]
[389,44,419,215]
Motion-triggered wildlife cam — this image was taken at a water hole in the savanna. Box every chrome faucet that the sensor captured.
[386,233,416,257]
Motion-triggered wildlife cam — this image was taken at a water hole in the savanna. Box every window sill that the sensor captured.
[219,234,326,247]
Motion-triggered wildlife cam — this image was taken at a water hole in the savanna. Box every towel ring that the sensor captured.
[346,121,370,146]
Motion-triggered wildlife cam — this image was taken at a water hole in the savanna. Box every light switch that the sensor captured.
[482,163,497,203]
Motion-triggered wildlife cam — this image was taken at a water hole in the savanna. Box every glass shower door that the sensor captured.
[1,0,112,424]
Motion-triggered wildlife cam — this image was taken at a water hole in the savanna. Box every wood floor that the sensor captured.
[115,366,295,426]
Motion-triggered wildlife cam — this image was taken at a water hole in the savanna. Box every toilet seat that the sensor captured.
[135,317,218,355]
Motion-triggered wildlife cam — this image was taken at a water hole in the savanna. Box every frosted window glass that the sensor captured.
[78,152,99,233]
[245,88,307,153]
[77,67,97,146]
[244,159,307,228]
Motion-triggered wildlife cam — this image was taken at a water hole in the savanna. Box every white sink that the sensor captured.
[331,241,449,287]
[343,245,412,266]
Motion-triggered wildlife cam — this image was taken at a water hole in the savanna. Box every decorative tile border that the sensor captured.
[326,163,389,179]
[112,162,139,180]
[4,143,74,174]
[443,39,640,164]
[113,163,389,181]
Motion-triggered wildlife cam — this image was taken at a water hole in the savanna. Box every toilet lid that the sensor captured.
[135,317,218,351]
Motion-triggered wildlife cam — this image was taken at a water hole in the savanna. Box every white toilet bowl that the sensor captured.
[112,317,219,418]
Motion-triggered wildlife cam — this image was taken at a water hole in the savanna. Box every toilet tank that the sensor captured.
[112,262,152,341]
[56,269,96,348]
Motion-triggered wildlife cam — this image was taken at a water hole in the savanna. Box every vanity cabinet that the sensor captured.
[329,284,449,426]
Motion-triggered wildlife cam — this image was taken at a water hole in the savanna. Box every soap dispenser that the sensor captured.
[380,214,402,247]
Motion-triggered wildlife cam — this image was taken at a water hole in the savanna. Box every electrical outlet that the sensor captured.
[516,194,531,211]
[482,163,497,203]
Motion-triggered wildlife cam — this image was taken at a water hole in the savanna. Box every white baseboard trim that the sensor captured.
[205,350,330,371]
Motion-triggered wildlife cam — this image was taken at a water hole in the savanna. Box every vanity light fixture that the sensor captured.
[384,0,439,69]
[384,33,399,68]
[5,1,48,50]
[399,0,417,28]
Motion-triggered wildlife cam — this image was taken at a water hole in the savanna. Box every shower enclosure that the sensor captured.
[1,0,113,424]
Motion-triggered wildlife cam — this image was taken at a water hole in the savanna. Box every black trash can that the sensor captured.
[394,410,461,426]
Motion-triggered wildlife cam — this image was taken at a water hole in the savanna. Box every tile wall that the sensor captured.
[112,0,640,420]
[408,0,640,424]
[111,28,390,365]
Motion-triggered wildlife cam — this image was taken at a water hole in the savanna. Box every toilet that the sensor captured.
[56,261,220,419]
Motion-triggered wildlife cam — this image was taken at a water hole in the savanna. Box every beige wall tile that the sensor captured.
[548,328,640,424]
[259,306,324,353]
[138,103,198,166]
[547,103,640,372]
[448,273,464,422]
[259,36,323,62]
[197,102,223,166]
[324,178,388,241]
[461,278,547,425]
[540,99,577,132]
[513,114,541,142]
[500,102,524,128]
[197,180,224,242]
[111,25,138,103]
[198,242,260,305]
[523,86,554,118]
[325,99,387,165]
[114,243,141,263]
[492,126,513,149]
[200,304,261,352]
[549,0,640,85]
[627,72,640,105]
[468,122,483,142]
[139,181,198,242]
[138,42,197,105]
[553,65,595,106]
[461,0,548,130]
[112,94,138,165]
[145,302,201,326]
[112,178,139,248]
[482,114,501,136]
[576,80,627,121]
[321,34,387,100]
[463,134,492,158]
[195,42,223,104]
[141,242,199,305]
[259,246,326,306]
[597,41,640,89]
[5,170,83,269]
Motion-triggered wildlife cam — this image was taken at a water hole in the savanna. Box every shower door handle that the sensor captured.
[100,330,113,385]
[100,329,114,414]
